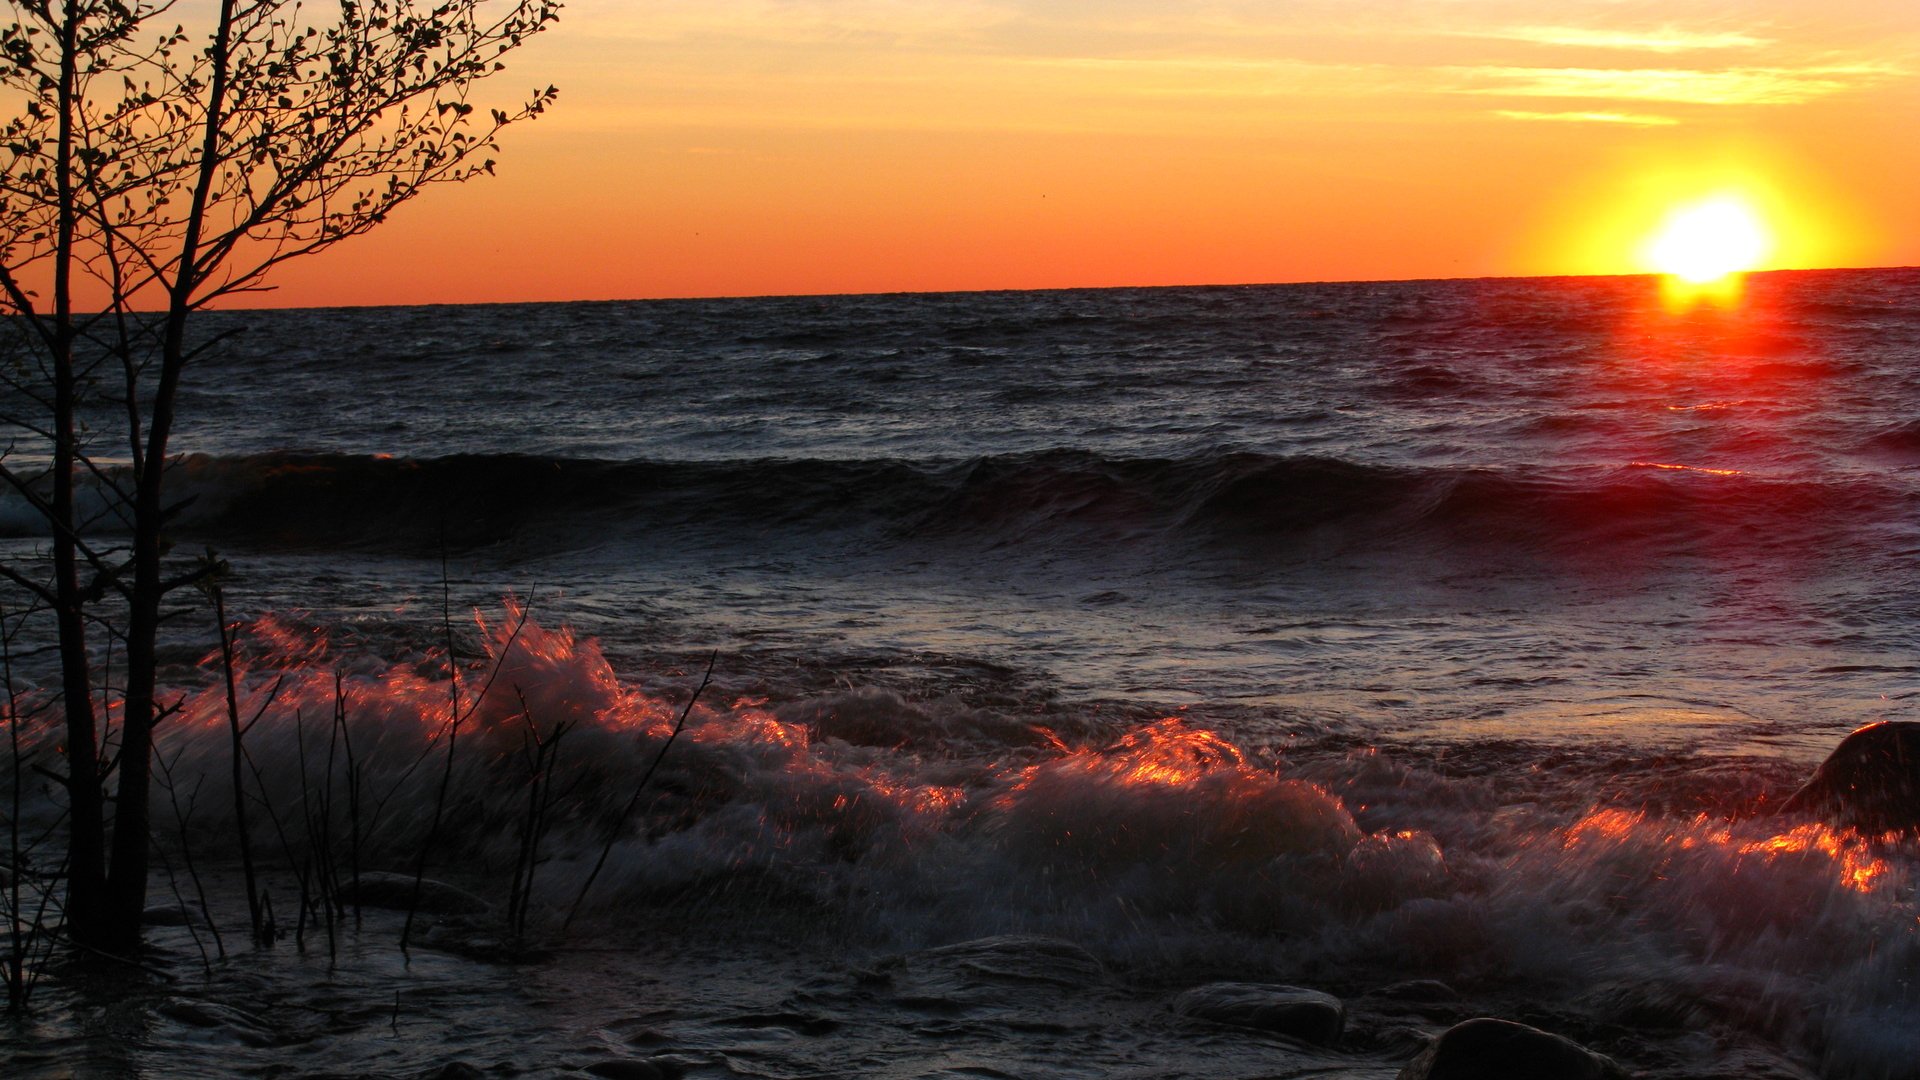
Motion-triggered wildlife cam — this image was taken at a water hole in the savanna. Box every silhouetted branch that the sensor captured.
[564,651,718,932]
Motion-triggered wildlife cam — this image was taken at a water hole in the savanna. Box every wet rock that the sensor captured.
[1781,721,1920,832]
[915,934,1105,987]
[339,870,491,915]
[1398,1017,1626,1080]
[1171,982,1345,1045]
[419,1064,486,1080]
[876,935,1107,1015]
[1375,979,1459,1003]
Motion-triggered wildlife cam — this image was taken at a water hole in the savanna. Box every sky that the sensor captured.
[257,0,1920,307]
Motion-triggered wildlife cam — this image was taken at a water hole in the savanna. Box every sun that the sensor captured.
[1643,196,1772,284]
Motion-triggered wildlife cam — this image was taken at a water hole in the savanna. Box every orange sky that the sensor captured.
[253,0,1920,307]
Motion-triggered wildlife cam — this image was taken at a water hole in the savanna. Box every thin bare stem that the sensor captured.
[564,652,718,932]
[152,749,225,960]
[206,555,262,943]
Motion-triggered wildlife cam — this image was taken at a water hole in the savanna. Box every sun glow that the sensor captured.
[1644,196,1772,283]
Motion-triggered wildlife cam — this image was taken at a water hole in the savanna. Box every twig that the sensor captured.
[402,549,467,954]
[563,651,717,931]
[292,711,314,951]
[148,827,213,976]
[206,555,263,943]
[239,740,304,926]
[507,684,573,937]
[3,600,39,1010]
[152,748,225,959]
[337,672,362,928]
[400,571,534,952]
[317,702,341,965]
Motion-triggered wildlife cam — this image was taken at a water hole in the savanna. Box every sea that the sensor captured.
[6,267,1920,1078]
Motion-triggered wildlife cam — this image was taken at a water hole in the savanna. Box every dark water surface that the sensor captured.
[6,268,1920,1078]
[166,268,1920,744]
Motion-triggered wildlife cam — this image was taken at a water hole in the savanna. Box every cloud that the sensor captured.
[585,0,1024,47]
[1013,54,1374,94]
[1447,63,1901,106]
[1494,109,1681,125]
[1465,26,1772,53]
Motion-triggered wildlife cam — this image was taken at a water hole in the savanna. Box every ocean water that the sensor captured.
[7,267,1920,1078]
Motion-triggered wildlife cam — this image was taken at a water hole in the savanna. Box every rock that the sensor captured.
[1781,721,1920,832]
[915,934,1106,987]
[876,935,1106,1014]
[1171,982,1345,1045]
[339,870,491,915]
[1375,980,1459,1003]
[1398,1018,1626,1080]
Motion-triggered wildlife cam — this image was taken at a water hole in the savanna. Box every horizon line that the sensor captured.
[206,262,1916,315]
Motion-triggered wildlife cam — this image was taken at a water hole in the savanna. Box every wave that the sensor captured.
[1860,419,1920,458]
[9,603,1915,1078]
[1,449,1907,564]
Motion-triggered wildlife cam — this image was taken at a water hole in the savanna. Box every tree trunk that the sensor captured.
[50,0,109,951]
[98,0,240,954]
[102,346,188,951]
[102,528,160,951]
[52,331,108,947]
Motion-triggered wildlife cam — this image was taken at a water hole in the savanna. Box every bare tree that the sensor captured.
[0,0,558,952]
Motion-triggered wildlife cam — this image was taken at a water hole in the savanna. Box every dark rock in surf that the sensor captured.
[1171,982,1345,1045]
[1397,1017,1625,1080]
[1780,721,1920,832]
[338,870,491,915]
[915,934,1106,986]
[1375,979,1459,1003]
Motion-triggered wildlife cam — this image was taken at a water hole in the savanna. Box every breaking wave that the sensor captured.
[5,450,1905,567]
[11,603,1916,1077]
